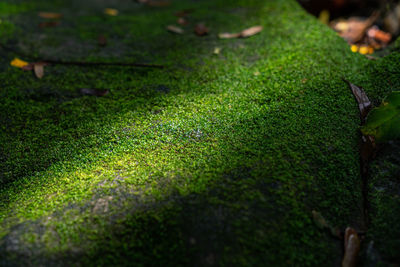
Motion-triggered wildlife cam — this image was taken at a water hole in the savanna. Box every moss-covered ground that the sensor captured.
[0,0,399,265]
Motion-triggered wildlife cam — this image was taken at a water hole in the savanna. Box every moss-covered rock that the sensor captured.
[0,0,399,265]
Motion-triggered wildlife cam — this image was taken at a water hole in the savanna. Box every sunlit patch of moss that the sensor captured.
[0,0,399,265]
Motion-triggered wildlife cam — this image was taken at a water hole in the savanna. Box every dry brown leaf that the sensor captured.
[218,25,263,39]
[240,25,263,38]
[38,12,62,19]
[342,227,360,267]
[344,79,372,122]
[167,25,184,34]
[34,62,46,79]
[194,23,209,36]
[218,32,240,39]
[333,12,379,43]
[177,17,188,25]
[312,210,341,238]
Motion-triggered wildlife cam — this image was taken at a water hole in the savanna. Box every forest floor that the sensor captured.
[0,0,399,266]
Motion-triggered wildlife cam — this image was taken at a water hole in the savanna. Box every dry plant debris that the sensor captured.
[218,25,263,39]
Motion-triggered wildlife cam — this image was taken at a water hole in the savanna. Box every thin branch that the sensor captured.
[41,60,164,68]
[0,43,164,68]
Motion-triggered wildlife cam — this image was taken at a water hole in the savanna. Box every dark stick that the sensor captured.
[42,60,165,68]
[0,43,164,68]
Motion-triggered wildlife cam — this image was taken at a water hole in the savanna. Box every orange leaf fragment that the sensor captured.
[38,12,62,19]
[11,58,29,68]
[367,26,392,44]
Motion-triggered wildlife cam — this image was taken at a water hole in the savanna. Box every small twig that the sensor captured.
[41,60,164,68]
[0,43,164,68]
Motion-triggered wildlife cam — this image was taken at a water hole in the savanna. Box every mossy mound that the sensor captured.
[0,0,399,265]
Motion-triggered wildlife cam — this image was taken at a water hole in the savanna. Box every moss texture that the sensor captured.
[0,0,399,265]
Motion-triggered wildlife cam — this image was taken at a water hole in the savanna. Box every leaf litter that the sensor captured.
[167,25,184,34]
[342,227,361,267]
[194,23,209,36]
[329,11,393,55]
[218,25,263,39]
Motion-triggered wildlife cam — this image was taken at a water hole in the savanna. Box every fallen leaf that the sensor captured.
[367,26,392,44]
[34,62,46,79]
[312,210,329,229]
[312,210,342,238]
[98,35,107,47]
[38,12,62,19]
[218,32,241,39]
[333,12,379,43]
[358,46,371,55]
[21,64,34,71]
[342,227,360,267]
[218,25,263,39]
[240,25,263,38]
[213,47,221,55]
[361,91,400,143]
[11,58,29,68]
[167,25,184,34]
[177,17,188,25]
[344,79,372,122]
[80,88,109,97]
[104,8,119,16]
[194,23,209,36]
[39,21,60,28]
[36,63,49,78]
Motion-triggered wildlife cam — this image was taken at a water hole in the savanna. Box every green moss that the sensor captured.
[0,0,399,265]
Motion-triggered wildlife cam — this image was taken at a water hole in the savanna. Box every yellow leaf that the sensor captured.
[350,45,359,53]
[359,46,369,55]
[104,8,118,16]
[11,58,29,68]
